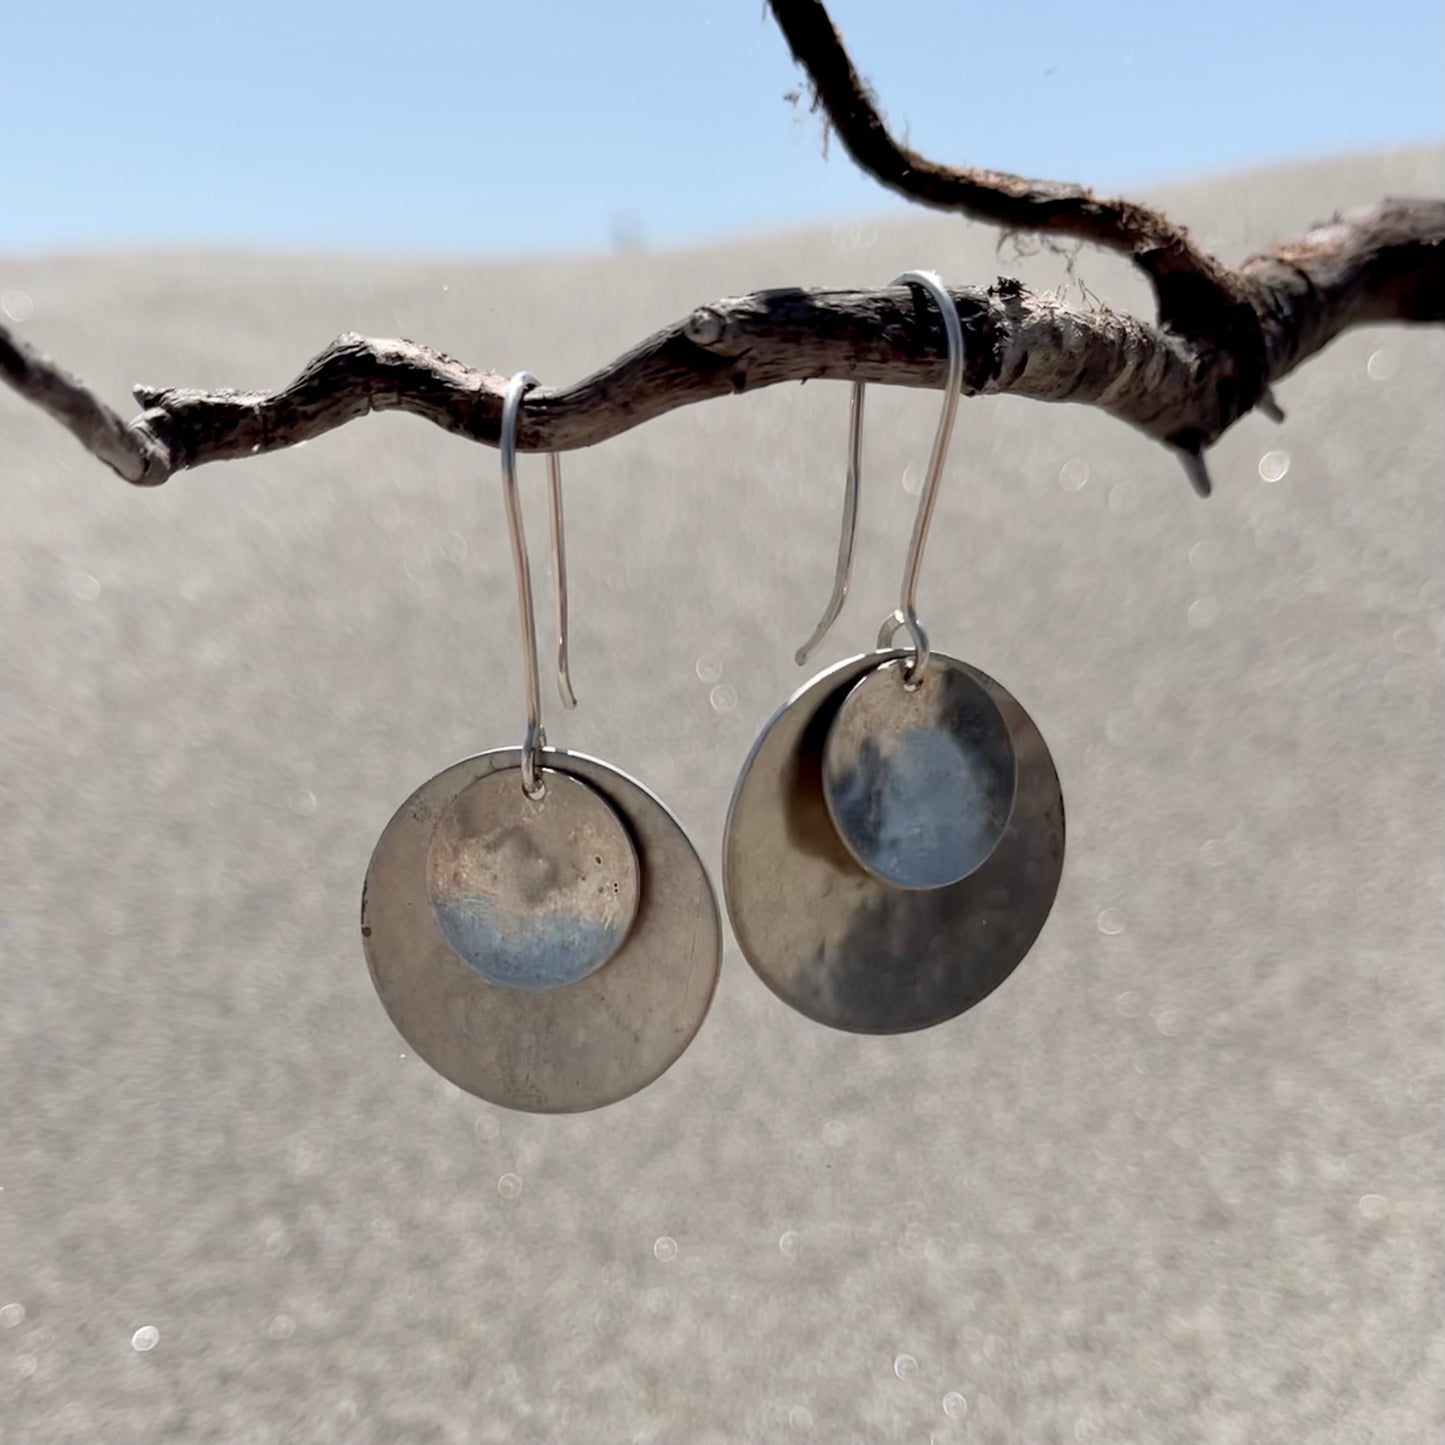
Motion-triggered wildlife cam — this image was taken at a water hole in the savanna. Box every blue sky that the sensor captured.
[6,0,1440,256]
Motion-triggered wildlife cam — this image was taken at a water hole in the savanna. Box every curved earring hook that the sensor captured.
[794,269,965,685]
[546,451,578,711]
[795,380,864,667]
[499,372,576,798]
[892,270,965,682]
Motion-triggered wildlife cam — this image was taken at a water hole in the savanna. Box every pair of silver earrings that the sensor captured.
[361,272,1065,1114]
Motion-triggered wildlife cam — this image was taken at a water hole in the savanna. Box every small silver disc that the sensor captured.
[823,656,1018,889]
[724,650,1063,1035]
[362,748,721,1113]
[425,767,639,990]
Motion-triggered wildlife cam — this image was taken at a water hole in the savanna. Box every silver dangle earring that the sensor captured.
[724,272,1065,1035]
[362,372,721,1112]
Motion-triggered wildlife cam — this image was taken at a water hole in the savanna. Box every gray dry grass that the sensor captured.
[1,148,1442,1444]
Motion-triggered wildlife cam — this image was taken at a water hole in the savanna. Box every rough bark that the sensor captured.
[2,199,1440,497]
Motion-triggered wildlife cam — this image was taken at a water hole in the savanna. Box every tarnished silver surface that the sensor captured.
[822,655,1018,890]
[424,766,639,990]
[724,650,1063,1034]
[364,748,721,1112]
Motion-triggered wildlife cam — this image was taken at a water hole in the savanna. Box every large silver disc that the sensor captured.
[363,749,721,1112]
[823,655,1017,889]
[724,650,1064,1035]
[425,767,639,991]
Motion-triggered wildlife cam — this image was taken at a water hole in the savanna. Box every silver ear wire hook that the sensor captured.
[892,270,964,683]
[794,270,965,686]
[795,381,864,667]
[499,372,576,797]
[546,452,578,711]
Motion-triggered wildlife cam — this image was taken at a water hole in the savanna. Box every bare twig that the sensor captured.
[0,327,164,484]
[2,196,1439,496]
[1,0,1440,507]
[764,3,1245,323]
[1241,199,1445,372]
[762,1,1444,468]
[14,286,1169,486]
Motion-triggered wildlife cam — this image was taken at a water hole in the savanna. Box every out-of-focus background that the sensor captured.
[3,0,1441,256]
[3,5,1442,1442]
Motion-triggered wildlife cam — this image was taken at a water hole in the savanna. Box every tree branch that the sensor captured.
[0,326,166,484]
[763,0,1443,474]
[0,283,1179,486]
[3,195,1439,497]
[2,0,1440,501]
[764,1,1248,332]
[1241,198,1445,373]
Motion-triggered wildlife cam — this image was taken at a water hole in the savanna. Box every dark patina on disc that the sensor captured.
[823,656,1018,890]
[724,650,1064,1035]
[425,768,639,991]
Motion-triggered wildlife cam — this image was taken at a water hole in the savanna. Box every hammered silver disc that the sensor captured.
[362,748,721,1113]
[425,767,639,990]
[724,650,1064,1035]
[823,656,1018,890]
